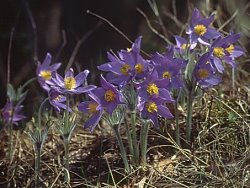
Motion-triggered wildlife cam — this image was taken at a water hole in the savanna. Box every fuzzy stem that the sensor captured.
[131,110,139,165]
[8,121,13,162]
[186,90,193,145]
[113,125,130,173]
[64,94,70,183]
[175,98,180,146]
[140,121,149,165]
[124,115,134,165]
[35,146,41,188]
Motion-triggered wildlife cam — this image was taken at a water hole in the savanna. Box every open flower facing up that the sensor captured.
[137,68,173,103]
[138,96,174,127]
[48,88,71,112]
[52,68,96,94]
[78,92,104,132]
[2,101,26,125]
[152,47,185,90]
[194,53,221,88]
[187,8,221,46]
[37,53,61,91]
[98,36,150,87]
[210,33,244,73]
[91,75,123,115]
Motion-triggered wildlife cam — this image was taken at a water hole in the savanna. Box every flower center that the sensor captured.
[135,63,143,74]
[225,44,234,54]
[54,95,63,102]
[146,102,158,113]
[194,24,207,36]
[147,83,159,95]
[88,102,98,114]
[213,47,225,58]
[104,90,116,102]
[120,64,130,75]
[162,71,171,79]
[197,69,209,79]
[40,70,52,80]
[181,43,190,50]
[64,77,76,90]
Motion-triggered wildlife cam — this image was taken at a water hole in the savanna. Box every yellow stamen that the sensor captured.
[181,43,190,50]
[225,44,234,54]
[194,24,207,36]
[135,63,143,74]
[64,77,76,90]
[127,48,132,52]
[197,69,209,79]
[213,47,225,58]
[88,102,98,114]
[54,95,63,102]
[162,71,171,79]
[104,90,116,102]
[40,70,52,80]
[120,64,130,75]
[147,83,159,95]
[146,102,158,113]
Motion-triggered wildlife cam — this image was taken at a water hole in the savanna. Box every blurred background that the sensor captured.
[0,0,249,115]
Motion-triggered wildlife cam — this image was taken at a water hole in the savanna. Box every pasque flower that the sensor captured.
[138,95,174,127]
[78,92,104,132]
[48,88,72,112]
[152,46,185,89]
[210,33,244,73]
[91,75,123,115]
[137,69,173,103]
[194,53,221,88]
[37,53,61,91]
[98,36,150,86]
[52,68,96,94]
[187,8,221,46]
[174,36,196,54]
[2,101,26,124]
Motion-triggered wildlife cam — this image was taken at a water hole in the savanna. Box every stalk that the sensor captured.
[35,146,41,188]
[113,124,130,173]
[175,98,180,146]
[124,115,134,165]
[131,110,139,165]
[186,89,193,145]
[140,120,149,165]
[64,94,70,183]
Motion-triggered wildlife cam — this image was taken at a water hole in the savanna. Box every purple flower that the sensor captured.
[98,36,150,86]
[48,88,72,112]
[2,101,26,125]
[210,33,244,73]
[174,36,196,54]
[138,96,174,127]
[137,69,173,103]
[91,75,123,115]
[194,53,221,88]
[37,53,61,91]
[152,47,185,89]
[78,92,104,132]
[52,68,96,94]
[187,8,221,46]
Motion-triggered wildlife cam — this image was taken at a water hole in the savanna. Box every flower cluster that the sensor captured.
[36,8,244,132]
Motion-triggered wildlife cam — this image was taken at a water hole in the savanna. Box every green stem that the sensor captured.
[38,98,49,129]
[113,125,130,173]
[186,90,193,144]
[124,115,134,165]
[131,110,139,165]
[64,94,70,183]
[35,147,41,188]
[8,122,13,162]
[140,120,149,165]
[175,98,180,146]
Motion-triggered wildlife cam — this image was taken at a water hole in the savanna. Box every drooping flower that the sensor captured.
[138,96,174,127]
[52,68,96,94]
[210,33,244,73]
[48,88,72,112]
[98,36,150,86]
[37,53,61,91]
[91,75,123,115]
[152,47,185,89]
[78,92,104,132]
[194,53,221,88]
[2,101,26,125]
[137,69,173,103]
[186,8,221,46]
